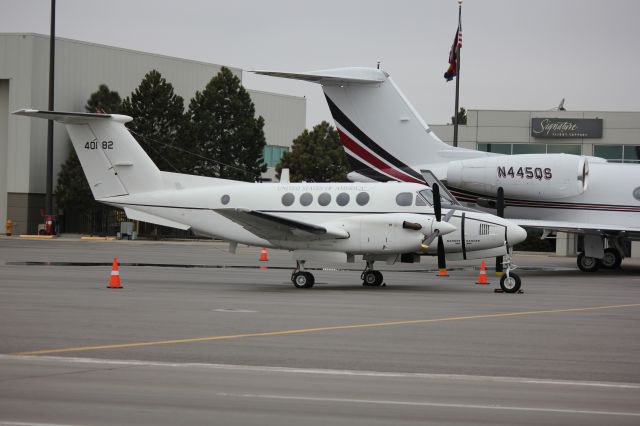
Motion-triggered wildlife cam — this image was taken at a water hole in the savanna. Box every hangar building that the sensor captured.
[0,33,305,234]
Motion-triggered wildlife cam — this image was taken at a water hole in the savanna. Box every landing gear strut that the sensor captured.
[361,259,384,287]
[291,260,314,288]
[499,245,521,293]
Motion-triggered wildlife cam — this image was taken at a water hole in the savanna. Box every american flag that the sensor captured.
[444,27,462,81]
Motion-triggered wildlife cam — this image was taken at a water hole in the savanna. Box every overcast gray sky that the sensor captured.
[2,0,639,128]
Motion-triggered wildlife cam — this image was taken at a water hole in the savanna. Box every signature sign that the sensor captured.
[531,118,602,138]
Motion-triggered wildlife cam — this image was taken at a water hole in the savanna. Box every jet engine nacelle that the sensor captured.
[446,154,589,200]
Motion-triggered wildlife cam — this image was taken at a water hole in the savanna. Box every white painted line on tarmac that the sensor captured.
[0,422,82,426]
[2,355,639,390]
[216,392,640,417]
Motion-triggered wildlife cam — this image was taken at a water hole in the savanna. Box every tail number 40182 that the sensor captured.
[85,140,114,150]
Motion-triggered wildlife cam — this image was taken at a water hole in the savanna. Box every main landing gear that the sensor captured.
[601,247,623,269]
[290,259,386,289]
[577,247,623,272]
[361,259,384,287]
[499,245,522,293]
[291,260,314,288]
[577,252,600,272]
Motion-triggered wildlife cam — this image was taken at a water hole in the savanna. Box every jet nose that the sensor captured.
[507,223,528,246]
[434,220,456,236]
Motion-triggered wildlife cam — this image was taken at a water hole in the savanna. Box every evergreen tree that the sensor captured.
[56,84,122,231]
[55,151,94,217]
[86,84,122,113]
[187,67,266,181]
[275,121,349,182]
[451,107,467,125]
[120,70,188,172]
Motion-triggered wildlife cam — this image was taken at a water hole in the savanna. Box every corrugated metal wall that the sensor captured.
[0,33,305,231]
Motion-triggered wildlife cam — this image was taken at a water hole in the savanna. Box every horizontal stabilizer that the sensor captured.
[13,109,132,124]
[124,208,190,230]
[252,67,387,86]
[215,208,349,241]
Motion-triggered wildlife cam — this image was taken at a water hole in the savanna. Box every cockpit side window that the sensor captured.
[417,189,434,206]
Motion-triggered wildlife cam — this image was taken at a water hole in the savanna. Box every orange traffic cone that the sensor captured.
[476,260,489,285]
[107,257,122,289]
[259,248,269,261]
[436,268,449,277]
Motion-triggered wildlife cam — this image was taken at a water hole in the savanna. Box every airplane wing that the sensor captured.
[215,208,350,242]
[123,207,191,230]
[513,218,640,239]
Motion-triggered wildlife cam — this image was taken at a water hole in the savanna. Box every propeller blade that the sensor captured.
[443,208,455,223]
[432,183,447,270]
[437,235,446,270]
[432,183,442,222]
[496,187,505,275]
[422,230,439,247]
[496,187,505,218]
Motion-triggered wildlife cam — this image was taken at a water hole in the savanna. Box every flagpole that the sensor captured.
[452,0,462,148]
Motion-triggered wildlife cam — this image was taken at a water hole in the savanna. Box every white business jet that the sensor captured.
[14,109,526,291]
[254,67,640,273]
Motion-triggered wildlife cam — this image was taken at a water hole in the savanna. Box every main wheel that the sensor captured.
[292,271,314,288]
[601,248,622,269]
[362,270,383,286]
[577,252,600,272]
[500,273,521,293]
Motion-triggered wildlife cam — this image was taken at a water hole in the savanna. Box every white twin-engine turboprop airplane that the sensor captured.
[14,109,527,291]
[254,67,640,273]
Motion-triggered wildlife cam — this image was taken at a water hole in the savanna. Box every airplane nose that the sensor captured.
[507,223,528,246]
[434,221,456,236]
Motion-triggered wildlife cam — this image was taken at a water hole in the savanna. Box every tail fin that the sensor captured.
[13,109,162,199]
[254,68,449,183]
[254,67,484,183]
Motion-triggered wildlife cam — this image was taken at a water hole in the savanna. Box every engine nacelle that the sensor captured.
[446,154,589,200]
[320,213,437,254]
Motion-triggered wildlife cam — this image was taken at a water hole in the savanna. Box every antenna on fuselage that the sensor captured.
[280,168,290,184]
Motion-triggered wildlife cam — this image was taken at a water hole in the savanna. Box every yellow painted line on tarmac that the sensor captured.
[12,303,640,356]
[19,234,54,239]
[80,236,117,241]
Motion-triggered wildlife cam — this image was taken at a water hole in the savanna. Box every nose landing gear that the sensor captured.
[499,245,522,293]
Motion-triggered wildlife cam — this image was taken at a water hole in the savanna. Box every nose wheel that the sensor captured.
[499,245,522,293]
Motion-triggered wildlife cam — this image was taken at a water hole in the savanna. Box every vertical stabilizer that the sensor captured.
[254,67,475,183]
[13,110,162,199]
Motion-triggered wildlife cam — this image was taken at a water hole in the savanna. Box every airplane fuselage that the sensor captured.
[103,181,520,259]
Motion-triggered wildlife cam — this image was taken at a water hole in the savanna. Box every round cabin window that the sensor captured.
[318,192,331,206]
[221,194,230,205]
[356,192,370,206]
[282,192,295,206]
[300,192,313,206]
[336,192,350,206]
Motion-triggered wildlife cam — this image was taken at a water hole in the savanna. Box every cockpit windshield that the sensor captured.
[419,170,461,206]
[417,187,458,207]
